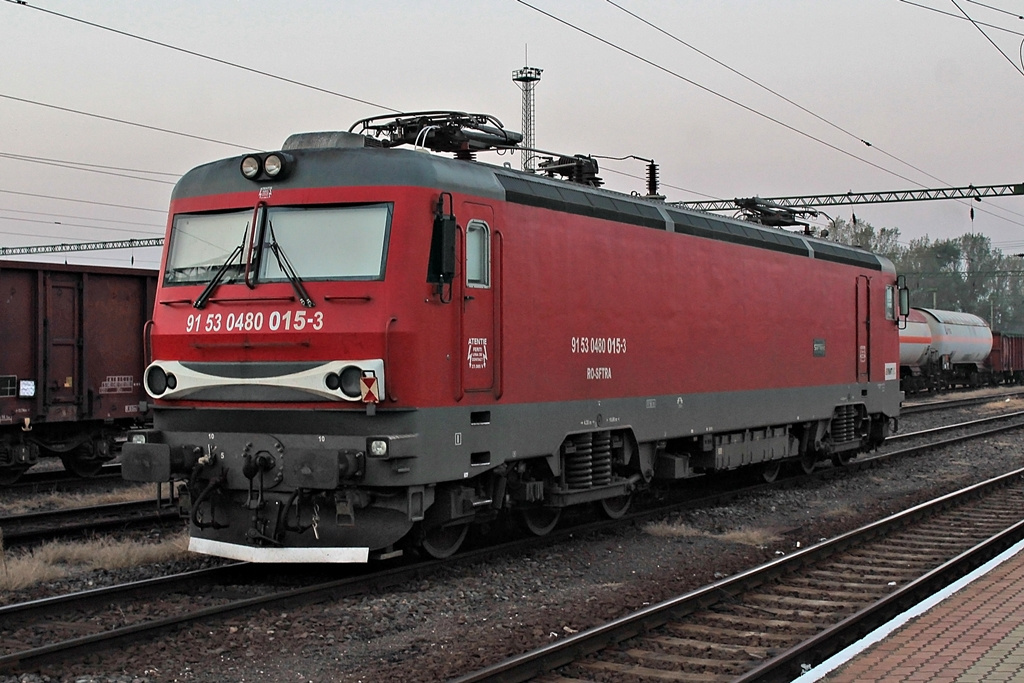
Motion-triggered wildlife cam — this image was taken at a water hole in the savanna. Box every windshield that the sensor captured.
[164,203,392,286]
[164,211,250,285]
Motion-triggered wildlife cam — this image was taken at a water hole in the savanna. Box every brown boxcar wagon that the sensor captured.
[0,260,156,482]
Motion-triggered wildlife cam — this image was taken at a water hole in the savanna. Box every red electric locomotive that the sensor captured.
[123,111,905,562]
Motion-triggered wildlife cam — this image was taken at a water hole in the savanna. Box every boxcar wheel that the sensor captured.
[598,494,633,520]
[420,523,469,560]
[60,454,105,478]
[519,506,561,536]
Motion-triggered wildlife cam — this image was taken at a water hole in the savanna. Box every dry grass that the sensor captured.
[977,397,1024,414]
[718,527,782,547]
[0,530,189,591]
[819,504,857,521]
[0,484,155,516]
[643,519,703,538]
[644,519,781,547]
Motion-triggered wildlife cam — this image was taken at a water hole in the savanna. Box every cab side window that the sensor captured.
[466,220,490,288]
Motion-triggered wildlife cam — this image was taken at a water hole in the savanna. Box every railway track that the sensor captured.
[1,407,1021,675]
[900,388,1024,415]
[1,463,122,491]
[0,499,180,547]
[454,467,1024,683]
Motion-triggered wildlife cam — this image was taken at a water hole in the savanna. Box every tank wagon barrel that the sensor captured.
[898,307,1024,392]
[121,110,906,563]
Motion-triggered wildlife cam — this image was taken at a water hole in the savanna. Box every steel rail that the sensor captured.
[901,389,1024,415]
[1,408,1020,674]
[452,467,1024,682]
[0,499,180,546]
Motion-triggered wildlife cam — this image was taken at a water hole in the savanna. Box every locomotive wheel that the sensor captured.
[598,493,633,520]
[0,468,27,485]
[798,453,816,475]
[831,452,853,467]
[420,522,469,560]
[760,461,781,483]
[518,506,561,536]
[60,454,105,478]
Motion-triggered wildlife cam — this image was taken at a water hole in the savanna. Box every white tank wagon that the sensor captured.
[899,308,993,392]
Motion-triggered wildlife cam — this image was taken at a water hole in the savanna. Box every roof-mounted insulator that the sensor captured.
[645,161,665,200]
[538,155,603,187]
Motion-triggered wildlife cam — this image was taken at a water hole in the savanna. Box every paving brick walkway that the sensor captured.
[823,544,1024,682]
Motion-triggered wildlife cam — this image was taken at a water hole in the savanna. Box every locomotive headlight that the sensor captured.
[240,155,262,179]
[264,152,293,178]
[146,365,168,395]
[368,439,389,457]
[130,433,148,444]
[340,366,362,398]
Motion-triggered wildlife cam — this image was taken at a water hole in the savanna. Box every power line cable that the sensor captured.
[521,1,1024,228]
[3,0,400,114]
[514,0,926,187]
[0,207,163,228]
[0,152,178,185]
[0,189,165,213]
[966,0,1024,20]
[950,0,1024,75]
[0,93,256,150]
[897,0,1024,36]
[0,216,163,236]
[604,0,963,190]
[0,152,178,177]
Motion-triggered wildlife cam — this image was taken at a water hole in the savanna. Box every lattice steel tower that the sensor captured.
[512,64,542,172]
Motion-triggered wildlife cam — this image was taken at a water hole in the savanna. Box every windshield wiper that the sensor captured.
[265,221,314,307]
[193,244,243,309]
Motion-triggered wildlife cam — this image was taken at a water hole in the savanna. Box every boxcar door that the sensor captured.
[43,271,82,421]
[460,203,498,394]
[856,275,870,383]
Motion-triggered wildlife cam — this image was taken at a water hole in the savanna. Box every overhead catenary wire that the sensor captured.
[518,0,1024,228]
[0,93,256,151]
[965,0,1024,21]
[514,0,936,188]
[0,189,165,213]
[604,0,970,190]
[950,0,1024,76]
[0,215,164,237]
[897,0,1024,35]
[2,0,401,115]
[0,207,164,228]
[0,152,178,185]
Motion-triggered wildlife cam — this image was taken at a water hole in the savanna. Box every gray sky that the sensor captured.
[3,0,1024,270]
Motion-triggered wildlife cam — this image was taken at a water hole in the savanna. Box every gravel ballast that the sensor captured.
[2,399,1022,683]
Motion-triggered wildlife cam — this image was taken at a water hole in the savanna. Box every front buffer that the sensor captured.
[123,417,432,563]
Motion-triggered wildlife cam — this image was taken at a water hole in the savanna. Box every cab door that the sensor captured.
[856,275,871,383]
[460,203,498,394]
